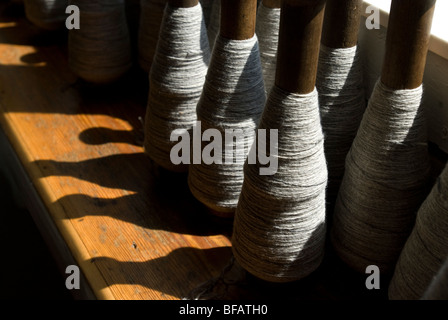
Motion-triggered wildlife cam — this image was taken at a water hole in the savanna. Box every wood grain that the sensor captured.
[0,3,232,300]
[275,0,326,94]
[321,0,363,49]
[381,0,436,89]
[220,0,258,40]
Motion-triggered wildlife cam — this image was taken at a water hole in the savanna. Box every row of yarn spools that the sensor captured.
[22,0,448,300]
[22,0,219,84]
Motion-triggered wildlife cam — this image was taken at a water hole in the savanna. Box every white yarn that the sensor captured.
[389,162,448,300]
[143,3,211,172]
[255,2,280,94]
[24,0,68,30]
[138,0,166,72]
[331,79,431,275]
[187,34,266,215]
[316,44,366,212]
[232,85,328,283]
[68,0,132,84]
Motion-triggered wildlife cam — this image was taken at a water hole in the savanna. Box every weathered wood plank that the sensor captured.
[0,2,232,300]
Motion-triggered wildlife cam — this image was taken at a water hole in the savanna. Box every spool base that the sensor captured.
[205,207,235,219]
[184,243,392,300]
[183,255,326,300]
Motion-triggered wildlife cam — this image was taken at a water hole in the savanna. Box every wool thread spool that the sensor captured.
[255,0,280,94]
[232,0,328,283]
[187,0,266,217]
[143,1,211,172]
[388,162,448,300]
[24,0,68,30]
[316,0,366,214]
[331,0,435,275]
[68,0,133,84]
[138,0,166,72]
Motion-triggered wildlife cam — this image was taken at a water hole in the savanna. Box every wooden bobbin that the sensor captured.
[381,0,436,90]
[169,0,198,8]
[275,0,326,94]
[321,0,362,49]
[262,0,281,9]
[220,0,257,41]
[185,0,328,299]
[329,0,436,276]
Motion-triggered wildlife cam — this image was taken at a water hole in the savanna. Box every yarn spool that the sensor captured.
[187,0,266,217]
[255,0,281,94]
[138,0,166,72]
[143,0,211,172]
[24,0,68,30]
[68,0,133,84]
[331,0,435,275]
[232,0,328,283]
[422,255,448,300]
[316,0,366,214]
[388,161,448,300]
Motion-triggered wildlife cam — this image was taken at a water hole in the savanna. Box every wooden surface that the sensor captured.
[0,2,233,300]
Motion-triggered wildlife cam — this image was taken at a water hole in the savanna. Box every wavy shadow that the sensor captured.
[35,153,233,236]
[89,246,233,300]
[79,127,143,147]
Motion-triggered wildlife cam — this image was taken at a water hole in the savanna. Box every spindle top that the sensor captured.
[381,0,436,89]
[275,0,326,94]
[168,0,199,8]
[262,0,281,9]
[321,0,363,48]
[220,0,258,40]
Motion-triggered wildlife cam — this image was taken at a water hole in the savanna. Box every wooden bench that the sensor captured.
[0,2,233,300]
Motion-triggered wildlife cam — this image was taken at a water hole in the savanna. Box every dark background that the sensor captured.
[0,168,73,300]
